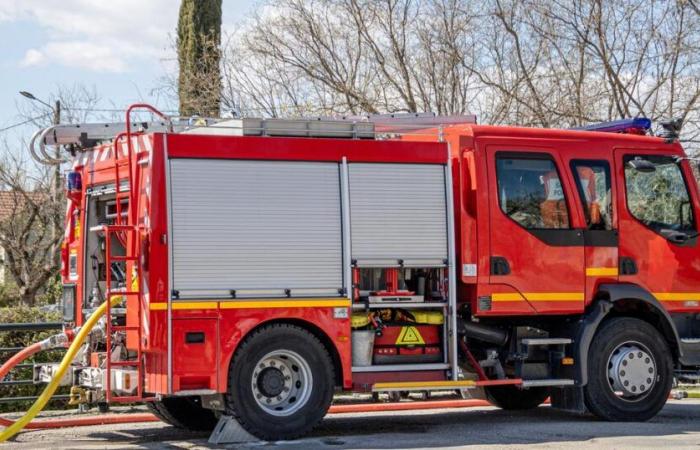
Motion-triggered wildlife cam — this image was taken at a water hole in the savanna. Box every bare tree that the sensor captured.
[0,150,62,306]
[1,84,105,306]
[217,0,700,153]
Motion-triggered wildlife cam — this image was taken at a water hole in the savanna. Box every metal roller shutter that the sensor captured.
[169,159,343,298]
[349,163,448,266]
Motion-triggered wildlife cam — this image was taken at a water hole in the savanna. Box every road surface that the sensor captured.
[4,399,700,449]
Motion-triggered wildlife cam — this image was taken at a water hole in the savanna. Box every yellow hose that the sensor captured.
[0,297,119,442]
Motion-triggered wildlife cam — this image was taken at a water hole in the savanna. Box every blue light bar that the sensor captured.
[574,117,651,134]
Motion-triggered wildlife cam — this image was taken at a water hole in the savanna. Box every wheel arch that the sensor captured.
[575,283,682,385]
[223,318,344,389]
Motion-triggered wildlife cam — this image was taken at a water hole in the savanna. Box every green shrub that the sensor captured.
[0,283,19,309]
[0,306,70,413]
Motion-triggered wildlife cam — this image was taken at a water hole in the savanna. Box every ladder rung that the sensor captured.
[106,290,140,296]
[109,255,139,261]
[110,326,138,332]
[109,361,139,367]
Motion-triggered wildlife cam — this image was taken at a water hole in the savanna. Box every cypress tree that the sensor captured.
[177,0,222,117]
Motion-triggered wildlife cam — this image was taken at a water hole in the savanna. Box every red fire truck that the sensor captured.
[29,106,700,440]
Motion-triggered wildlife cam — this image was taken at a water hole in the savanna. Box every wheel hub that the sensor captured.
[258,367,286,397]
[607,342,656,398]
[251,350,313,417]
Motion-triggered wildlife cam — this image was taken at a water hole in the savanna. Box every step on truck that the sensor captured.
[30,106,700,440]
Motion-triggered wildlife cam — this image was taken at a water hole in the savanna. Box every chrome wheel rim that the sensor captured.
[606,341,656,402]
[251,349,313,416]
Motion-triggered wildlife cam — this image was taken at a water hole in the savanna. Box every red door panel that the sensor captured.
[172,318,218,391]
[484,146,585,315]
[615,149,700,314]
[565,158,619,305]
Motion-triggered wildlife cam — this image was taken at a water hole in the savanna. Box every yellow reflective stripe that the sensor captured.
[586,267,619,277]
[525,292,584,301]
[654,293,700,302]
[220,299,350,309]
[149,298,351,311]
[169,302,218,310]
[492,292,584,302]
[492,293,526,302]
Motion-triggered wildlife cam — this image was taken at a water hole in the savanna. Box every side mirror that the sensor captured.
[628,157,656,173]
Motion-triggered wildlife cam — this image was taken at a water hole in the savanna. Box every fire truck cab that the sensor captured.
[38,108,700,440]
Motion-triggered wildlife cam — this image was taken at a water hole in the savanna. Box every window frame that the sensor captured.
[622,153,698,244]
[570,159,614,230]
[495,151,573,231]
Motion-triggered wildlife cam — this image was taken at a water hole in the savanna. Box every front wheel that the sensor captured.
[225,324,335,440]
[584,317,673,422]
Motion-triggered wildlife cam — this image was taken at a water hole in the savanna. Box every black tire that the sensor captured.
[145,396,218,431]
[485,385,549,410]
[225,323,335,440]
[584,317,673,422]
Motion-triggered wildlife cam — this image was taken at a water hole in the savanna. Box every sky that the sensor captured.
[0,0,257,149]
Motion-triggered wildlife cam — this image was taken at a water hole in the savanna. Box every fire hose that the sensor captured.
[0,297,118,442]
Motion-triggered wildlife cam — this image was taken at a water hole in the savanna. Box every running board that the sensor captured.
[371,378,526,392]
[372,380,476,392]
[521,379,575,388]
[520,338,572,346]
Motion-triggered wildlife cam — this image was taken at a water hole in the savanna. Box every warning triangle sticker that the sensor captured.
[396,326,425,346]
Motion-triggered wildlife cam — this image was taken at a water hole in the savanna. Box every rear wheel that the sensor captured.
[146,396,218,431]
[584,317,673,421]
[485,385,549,410]
[225,324,335,440]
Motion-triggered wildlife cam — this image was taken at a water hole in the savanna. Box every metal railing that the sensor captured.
[0,322,69,405]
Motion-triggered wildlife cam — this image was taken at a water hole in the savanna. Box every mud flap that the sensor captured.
[550,386,587,414]
[208,415,259,445]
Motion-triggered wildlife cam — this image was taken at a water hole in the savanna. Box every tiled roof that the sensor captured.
[0,191,46,222]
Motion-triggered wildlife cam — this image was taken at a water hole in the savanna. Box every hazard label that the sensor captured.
[395,326,425,346]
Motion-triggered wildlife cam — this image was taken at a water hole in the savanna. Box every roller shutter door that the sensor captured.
[349,163,448,266]
[169,159,343,297]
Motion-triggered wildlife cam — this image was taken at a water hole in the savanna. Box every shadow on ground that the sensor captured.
[11,402,700,449]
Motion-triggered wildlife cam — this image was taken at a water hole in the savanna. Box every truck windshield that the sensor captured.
[624,155,694,232]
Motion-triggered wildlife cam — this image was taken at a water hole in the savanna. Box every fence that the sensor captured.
[0,322,70,404]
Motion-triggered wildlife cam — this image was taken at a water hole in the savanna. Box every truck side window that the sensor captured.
[571,160,613,230]
[624,155,694,232]
[496,155,570,229]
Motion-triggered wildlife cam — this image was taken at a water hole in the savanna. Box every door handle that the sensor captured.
[619,257,638,275]
[490,256,511,276]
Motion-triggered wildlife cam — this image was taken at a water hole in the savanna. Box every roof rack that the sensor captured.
[572,118,651,135]
[27,103,478,165]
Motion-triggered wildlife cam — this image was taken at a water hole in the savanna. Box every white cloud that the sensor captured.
[19,48,46,67]
[0,0,177,73]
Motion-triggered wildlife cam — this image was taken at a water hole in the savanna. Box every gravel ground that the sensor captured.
[3,399,700,449]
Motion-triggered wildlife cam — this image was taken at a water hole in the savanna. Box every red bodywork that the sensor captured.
[62,123,700,396]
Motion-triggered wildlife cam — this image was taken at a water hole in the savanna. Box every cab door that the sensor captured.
[486,147,585,314]
[615,149,700,316]
[565,158,619,304]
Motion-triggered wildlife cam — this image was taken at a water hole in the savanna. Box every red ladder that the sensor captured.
[101,104,170,403]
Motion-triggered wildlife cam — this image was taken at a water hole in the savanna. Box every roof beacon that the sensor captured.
[575,117,651,135]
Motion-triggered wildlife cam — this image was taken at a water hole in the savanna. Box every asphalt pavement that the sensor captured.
[4,399,700,449]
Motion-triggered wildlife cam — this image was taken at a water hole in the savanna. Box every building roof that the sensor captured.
[0,191,46,222]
